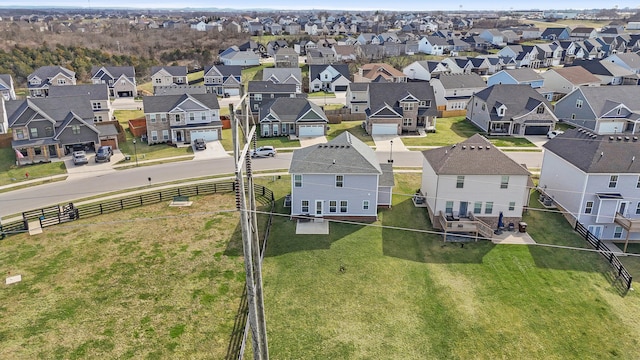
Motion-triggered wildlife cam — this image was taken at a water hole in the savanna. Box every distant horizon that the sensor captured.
[1,1,638,12]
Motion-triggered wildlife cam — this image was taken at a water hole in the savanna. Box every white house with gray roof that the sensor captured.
[539,128,640,242]
[554,85,640,135]
[150,66,187,94]
[142,93,221,145]
[27,66,76,98]
[421,134,531,231]
[258,97,328,137]
[289,131,394,221]
[402,60,449,81]
[48,84,113,123]
[0,74,16,101]
[308,64,351,93]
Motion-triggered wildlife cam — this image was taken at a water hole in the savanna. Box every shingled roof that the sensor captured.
[473,84,550,122]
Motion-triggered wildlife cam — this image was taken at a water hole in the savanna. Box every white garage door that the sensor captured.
[372,123,398,135]
[299,125,325,137]
[226,88,240,96]
[191,129,218,141]
[598,121,626,134]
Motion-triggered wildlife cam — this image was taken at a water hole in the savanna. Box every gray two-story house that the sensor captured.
[27,66,76,98]
[248,81,298,112]
[48,84,113,123]
[258,97,328,137]
[203,65,242,96]
[151,66,187,94]
[91,66,137,98]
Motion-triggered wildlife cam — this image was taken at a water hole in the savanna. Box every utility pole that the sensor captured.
[231,100,269,360]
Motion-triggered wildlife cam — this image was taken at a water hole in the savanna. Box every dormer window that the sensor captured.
[498,107,505,116]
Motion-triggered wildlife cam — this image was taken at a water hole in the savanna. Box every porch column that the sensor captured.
[624,230,631,253]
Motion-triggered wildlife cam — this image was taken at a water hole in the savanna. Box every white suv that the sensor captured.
[250,146,277,158]
[547,130,564,139]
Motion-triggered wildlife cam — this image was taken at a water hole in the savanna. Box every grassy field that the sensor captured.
[326,121,374,146]
[241,64,274,88]
[402,117,535,147]
[0,193,253,359]
[527,19,610,30]
[0,148,67,187]
[257,173,640,359]
[187,70,204,84]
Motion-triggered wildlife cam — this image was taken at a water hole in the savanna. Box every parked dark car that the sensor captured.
[95,146,113,163]
[194,138,207,150]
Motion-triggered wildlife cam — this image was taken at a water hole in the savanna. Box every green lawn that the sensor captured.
[187,70,204,83]
[402,116,534,147]
[0,193,252,359]
[308,91,336,98]
[242,64,274,89]
[327,121,374,146]
[0,148,67,187]
[258,173,640,359]
[220,128,300,152]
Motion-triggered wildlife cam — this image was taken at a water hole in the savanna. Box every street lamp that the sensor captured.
[388,140,394,163]
[133,138,139,167]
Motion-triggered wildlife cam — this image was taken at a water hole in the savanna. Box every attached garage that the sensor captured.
[100,138,118,149]
[298,124,325,137]
[372,123,398,135]
[598,121,626,134]
[334,85,348,92]
[117,91,133,97]
[524,125,550,135]
[225,88,240,96]
[190,129,219,141]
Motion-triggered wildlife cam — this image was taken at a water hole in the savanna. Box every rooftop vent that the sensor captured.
[618,136,623,141]
[626,137,630,141]
[470,145,475,149]
[609,136,615,140]
[635,137,639,141]
[486,145,491,150]
[462,145,466,149]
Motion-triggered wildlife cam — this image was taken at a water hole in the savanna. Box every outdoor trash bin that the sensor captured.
[518,222,528,233]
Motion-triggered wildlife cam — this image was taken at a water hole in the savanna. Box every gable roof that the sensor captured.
[142,93,220,113]
[289,131,382,174]
[204,65,242,77]
[368,82,437,117]
[28,66,75,82]
[423,134,530,175]
[545,66,600,85]
[151,66,187,77]
[309,64,350,81]
[7,96,94,127]
[259,97,326,122]
[248,81,297,93]
[90,66,135,79]
[48,84,109,99]
[436,73,486,89]
[0,74,14,91]
[359,63,405,81]
[501,68,543,82]
[263,67,303,83]
[543,128,640,173]
[574,85,640,115]
[473,84,550,120]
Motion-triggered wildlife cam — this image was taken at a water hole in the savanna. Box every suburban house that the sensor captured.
[258,97,328,137]
[90,66,137,98]
[289,131,394,221]
[539,66,600,100]
[346,83,369,113]
[48,84,113,123]
[150,66,187,93]
[0,74,16,101]
[7,96,99,165]
[219,48,261,66]
[418,35,450,55]
[0,100,7,134]
[142,93,222,145]
[420,134,532,234]
[247,81,298,112]
[203,65,242,96]
[604,53,640,74]
[274,48,299,68]
[354,63,407,83]
[430,73,487,117]
[364,82,438,135]
[402,60,450,81]
[467,84,558,136]
[569,59,637,85]
[570,27,598,40]
[27,66,76,98]
[539,128,640,242]
[487,68,545,88]
[306,48,337,65]
[553,85,640,134]
[541,27,571,41]
[479,29,506,46]
[308,64,351,93]
[263,68,303,93]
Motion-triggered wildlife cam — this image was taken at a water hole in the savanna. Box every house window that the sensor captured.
[637,176,640,188]
[16,129,24,139]
[92,102,102,110]
[45,126,53,136]
[571,114,576,120]
[190,113,195,121]
[34,146,42,155]
[301,200,309,213]
[161,114,167,122]
[151,130,158,141]
[500,176,509,189]
[201,112,207,121]
[425,100,431,107]
[150,114,156,123]
[485,202,493,214]
[576,99,583,108]
[329,201,337,213]
[419,101,426,107]
[363,200,370,210]
[636,202,640,215]
[340,200,348,213]
[72,125,80,135]
[585,201,593,214]
[617,108,622,115]
[609,175,618,188]
[474,202,482,214]
[537,105,544,114]
[294,174,302,187]
[445,201,454,214]
[94,115,103,122]
[498,107,505,116]
[481,104,486,111]
[403,118,412,126]
[336,175,344,187]
[509,202,515,211]
[155,78,162,84]
[57,79,66,85]
[614,226,623,239]
[254,94,262,101]
[30,128,38,138]
[162,130,169,140]
[456,176,464,188]
[402,102,414,111]
[175,114,180,122]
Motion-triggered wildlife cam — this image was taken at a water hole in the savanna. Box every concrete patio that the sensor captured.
[491,230,536,245]
[296,219,329,234]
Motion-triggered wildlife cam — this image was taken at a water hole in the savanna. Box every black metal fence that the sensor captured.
[575,222,633,291]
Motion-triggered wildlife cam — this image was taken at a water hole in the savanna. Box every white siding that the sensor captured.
[539,150,588,220]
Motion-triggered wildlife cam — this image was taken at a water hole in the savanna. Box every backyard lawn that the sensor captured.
[257,173,640,359]
[0,193,252,359]
[0,148,67,187]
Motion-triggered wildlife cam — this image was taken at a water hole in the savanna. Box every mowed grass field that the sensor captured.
[258,174,640,359]
[0,193,251,359]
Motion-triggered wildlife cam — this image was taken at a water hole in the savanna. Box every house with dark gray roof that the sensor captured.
[401,60,449,81]
[541,27,570,41]
[539,128,640,242]
[150,66,187,94]
[263,68,303,93]
[48,84,112,123]
[554,85,640,135]
[487,68,544,89]
[430,73,487,117]
[142,93,221,145]
[258,97,328,137]
[308,64,351,93]
[247,81,298,112]
[90,66,137,98]
[203,65,242,96]
[0,74,16,101]
[7,96,99,165]
[421,134,531,234]
[289,131,394,221]
[27,66,76,98]
[467,84,558,136]
[569,59,637,85]
[274,48,299,68]
[365,82,438,135]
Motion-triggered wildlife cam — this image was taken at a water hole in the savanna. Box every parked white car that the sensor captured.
[250,146,277,158]
[547,130,564,139]
[72,151,89,165]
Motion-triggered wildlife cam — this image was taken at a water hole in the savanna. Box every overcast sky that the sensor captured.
[1,1,637,11]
